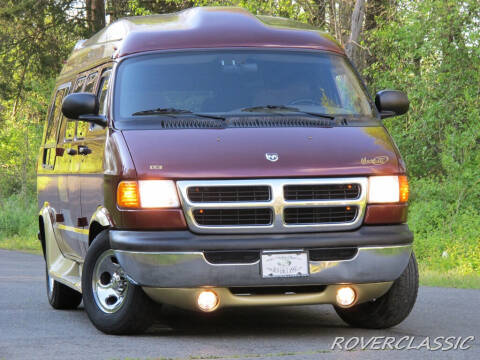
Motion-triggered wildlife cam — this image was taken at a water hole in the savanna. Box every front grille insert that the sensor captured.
[188,186,270,202]
[204,251,260,264]
[178,178,367,233]
[309,247,358,261]
[284,184,361,200]
[193,208,273,226]
[284,206,358,224]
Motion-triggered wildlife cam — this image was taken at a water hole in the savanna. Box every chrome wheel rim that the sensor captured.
[92,250,129,313]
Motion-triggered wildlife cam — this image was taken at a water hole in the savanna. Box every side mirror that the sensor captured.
[375,90,409,119]
[62,93,107,127]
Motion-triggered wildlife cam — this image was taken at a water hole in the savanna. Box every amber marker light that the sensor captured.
[117,181,140,208]
[399,175,409,203]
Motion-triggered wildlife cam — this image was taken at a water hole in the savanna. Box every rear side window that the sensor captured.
[45,87,67,145]
[73,76,86,93]
[77,72,99,138]
[64,76,87,141]
[84,72,98,93]
[43,85,69,168]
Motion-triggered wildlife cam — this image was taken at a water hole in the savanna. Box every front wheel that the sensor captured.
[334,252,419,329]
[81,230,156,334]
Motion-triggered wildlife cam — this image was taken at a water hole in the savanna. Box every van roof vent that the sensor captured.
[228,116,333,128]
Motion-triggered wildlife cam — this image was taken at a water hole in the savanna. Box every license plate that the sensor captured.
[261,252,309,278]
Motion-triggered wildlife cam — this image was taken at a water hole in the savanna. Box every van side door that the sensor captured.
[38,83,72,257]
[55,77,87,259]
[80,67,111,233]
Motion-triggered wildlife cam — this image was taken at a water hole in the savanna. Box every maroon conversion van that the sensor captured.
[37,7,417,334]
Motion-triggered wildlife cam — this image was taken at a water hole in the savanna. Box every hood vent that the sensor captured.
[158,118,226,129]
[229,116,333,128]
[154,116,334,129]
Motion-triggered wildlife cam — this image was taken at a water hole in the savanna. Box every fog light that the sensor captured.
[336,286,356,307]
[197,290,219,312]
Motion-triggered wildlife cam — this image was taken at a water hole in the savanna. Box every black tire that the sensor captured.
[81,230,156,334]
[46,266,83,310]
[334,252,419,329]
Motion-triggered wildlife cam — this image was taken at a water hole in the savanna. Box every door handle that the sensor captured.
[78,145,92,155]
[66,148,77,156]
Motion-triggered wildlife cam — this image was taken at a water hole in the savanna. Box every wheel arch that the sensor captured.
[88,207,114,246]
[38,216,46,259]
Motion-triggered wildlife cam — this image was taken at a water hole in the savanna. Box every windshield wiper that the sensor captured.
[132,108,225,120]
[241,105,335,120]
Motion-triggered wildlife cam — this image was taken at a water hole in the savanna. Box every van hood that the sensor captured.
[121,126,402,179]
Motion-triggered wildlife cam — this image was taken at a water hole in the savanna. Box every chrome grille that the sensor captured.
[283,206,358,224]
[177,178,368,234]
[284,184,360,200]
[193,208,273,226]
[188,185,270,202]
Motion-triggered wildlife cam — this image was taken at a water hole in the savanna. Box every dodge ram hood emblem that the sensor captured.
[265,153,279,162]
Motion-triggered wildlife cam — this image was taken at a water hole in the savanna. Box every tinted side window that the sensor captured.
[63,77,87,141]
[43,85,69,169]
[98,70,111,116]
[45,88,67,145]
[73,76,86,93]
[84,72,98,93]
[86,69,111,134]
[77,72,99,138]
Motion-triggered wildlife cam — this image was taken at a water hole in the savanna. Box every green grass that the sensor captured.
[419,264,480,289]
[0,193,39,252]
[0,234,41,253]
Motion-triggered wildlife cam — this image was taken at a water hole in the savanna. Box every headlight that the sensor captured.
[117,180,180,208]
[368,175,409,203]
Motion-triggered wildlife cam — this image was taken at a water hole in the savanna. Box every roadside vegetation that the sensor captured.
[0,0,479,287]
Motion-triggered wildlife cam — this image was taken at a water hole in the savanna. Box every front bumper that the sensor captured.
[110,225,413,288]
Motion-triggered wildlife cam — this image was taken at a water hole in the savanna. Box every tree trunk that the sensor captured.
[12,58,30,117]
[345,0,365,65]
[328,0,339,41]
[87,0,105,33]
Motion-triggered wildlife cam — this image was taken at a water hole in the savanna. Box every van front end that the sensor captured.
[109,176,414,315]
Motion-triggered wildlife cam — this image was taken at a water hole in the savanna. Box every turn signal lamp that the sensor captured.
[117,180,180,208]
[399,175,409,202]
[117,181,140,208]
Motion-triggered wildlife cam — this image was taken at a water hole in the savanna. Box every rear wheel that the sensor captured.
[81,230,156,334]
[46,266,82,310]
[334,252,419,329]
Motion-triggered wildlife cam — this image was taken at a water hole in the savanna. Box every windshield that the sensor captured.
[114,50,375,123]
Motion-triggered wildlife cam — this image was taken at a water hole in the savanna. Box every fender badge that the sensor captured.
[361,156,389,165]
[149,165,164,170]
[265,153,279,162]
